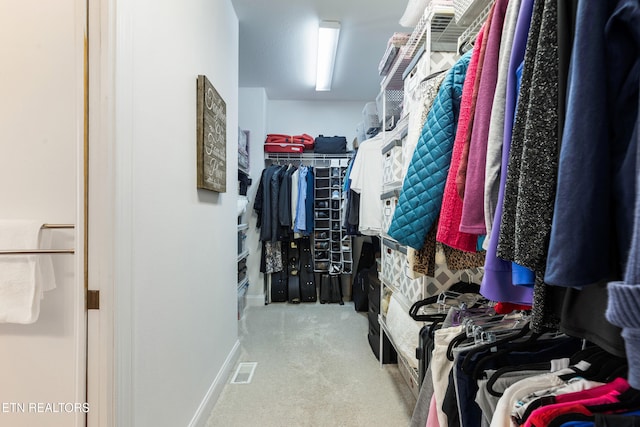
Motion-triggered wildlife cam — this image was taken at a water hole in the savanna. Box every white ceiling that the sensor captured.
[231,0,410,102]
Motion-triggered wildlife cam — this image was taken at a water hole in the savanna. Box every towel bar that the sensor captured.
[0,249,75,255]
[0,223,76,254]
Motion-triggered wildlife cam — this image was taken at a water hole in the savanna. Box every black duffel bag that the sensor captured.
[314,135,347,154]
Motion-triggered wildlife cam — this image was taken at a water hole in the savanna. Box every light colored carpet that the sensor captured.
[206,301,416,427]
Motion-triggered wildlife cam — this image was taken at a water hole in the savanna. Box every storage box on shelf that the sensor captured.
[382,140,404,189]
[382,238,425,304]
[381,189,400,234]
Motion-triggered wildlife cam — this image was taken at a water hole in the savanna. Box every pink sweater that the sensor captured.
[436,25,486,252]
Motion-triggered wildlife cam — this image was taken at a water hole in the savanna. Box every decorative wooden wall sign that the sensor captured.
[196,74,226,192]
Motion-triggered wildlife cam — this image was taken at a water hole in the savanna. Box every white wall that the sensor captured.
[114,0,239,425]
[267,100,364,149]
[239,88,268,306]
[0,2,85,426]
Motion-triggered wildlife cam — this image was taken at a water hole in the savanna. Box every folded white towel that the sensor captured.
[0,220,56,324]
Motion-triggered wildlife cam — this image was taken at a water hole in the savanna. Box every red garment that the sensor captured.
[524,389,624,427]
[554,377,630,404]
[493,302,532,314]
[435,26,486,252]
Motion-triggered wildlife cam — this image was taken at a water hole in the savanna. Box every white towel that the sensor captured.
[0,220,56,324]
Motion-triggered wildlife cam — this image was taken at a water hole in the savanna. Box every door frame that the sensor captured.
[86,0,132,425]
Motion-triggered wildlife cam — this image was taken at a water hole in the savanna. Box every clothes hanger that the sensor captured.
[458,321,533,374]
[469,327,559,379]
[485,361,553,397]
[557,351,626,382]
[445,314,524,361]
[483,345,606,397]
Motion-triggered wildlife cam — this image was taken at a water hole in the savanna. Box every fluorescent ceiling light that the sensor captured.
[316,21,340,91]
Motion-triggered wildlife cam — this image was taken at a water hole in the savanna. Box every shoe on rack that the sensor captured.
[330,264,341,274]
[315,241,329,249]
[315,231,328,240]
[331,190,340,200]
[315,262,328,270]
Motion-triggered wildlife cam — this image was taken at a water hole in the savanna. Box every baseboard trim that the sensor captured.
[246,293,265,307]
[188,340,241,427]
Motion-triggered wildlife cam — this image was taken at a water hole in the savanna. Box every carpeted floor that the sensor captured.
[206,301,416,427]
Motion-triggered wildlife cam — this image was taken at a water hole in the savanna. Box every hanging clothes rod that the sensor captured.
[0,224,76,254]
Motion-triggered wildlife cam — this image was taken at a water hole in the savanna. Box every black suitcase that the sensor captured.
[367,331,397,364]
[330,275,344,305]
[319,274,331,303]
[352,267,371,312]
[270,271,288,302]
[298,238,317,302]
[287,240,301,303]
[320,274,343,304]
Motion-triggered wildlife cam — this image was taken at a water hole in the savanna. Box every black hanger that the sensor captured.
[485,361,552,397]
[568,345,608,365]
[485,345,608,398]
[447,330,472,361]
[470,329,545,379]
[558,351,625,382]
[458,322,532,375]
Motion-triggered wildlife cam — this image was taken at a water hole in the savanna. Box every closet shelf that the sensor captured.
[380,277,402,299]
[237,277,249,290]
[237,250,249,262]
[381,1,461,91]
[378,315,421,389]
[264,152,353,166]
[457,0,495,53]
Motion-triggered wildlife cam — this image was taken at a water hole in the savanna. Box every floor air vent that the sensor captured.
[230,362,257,384]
